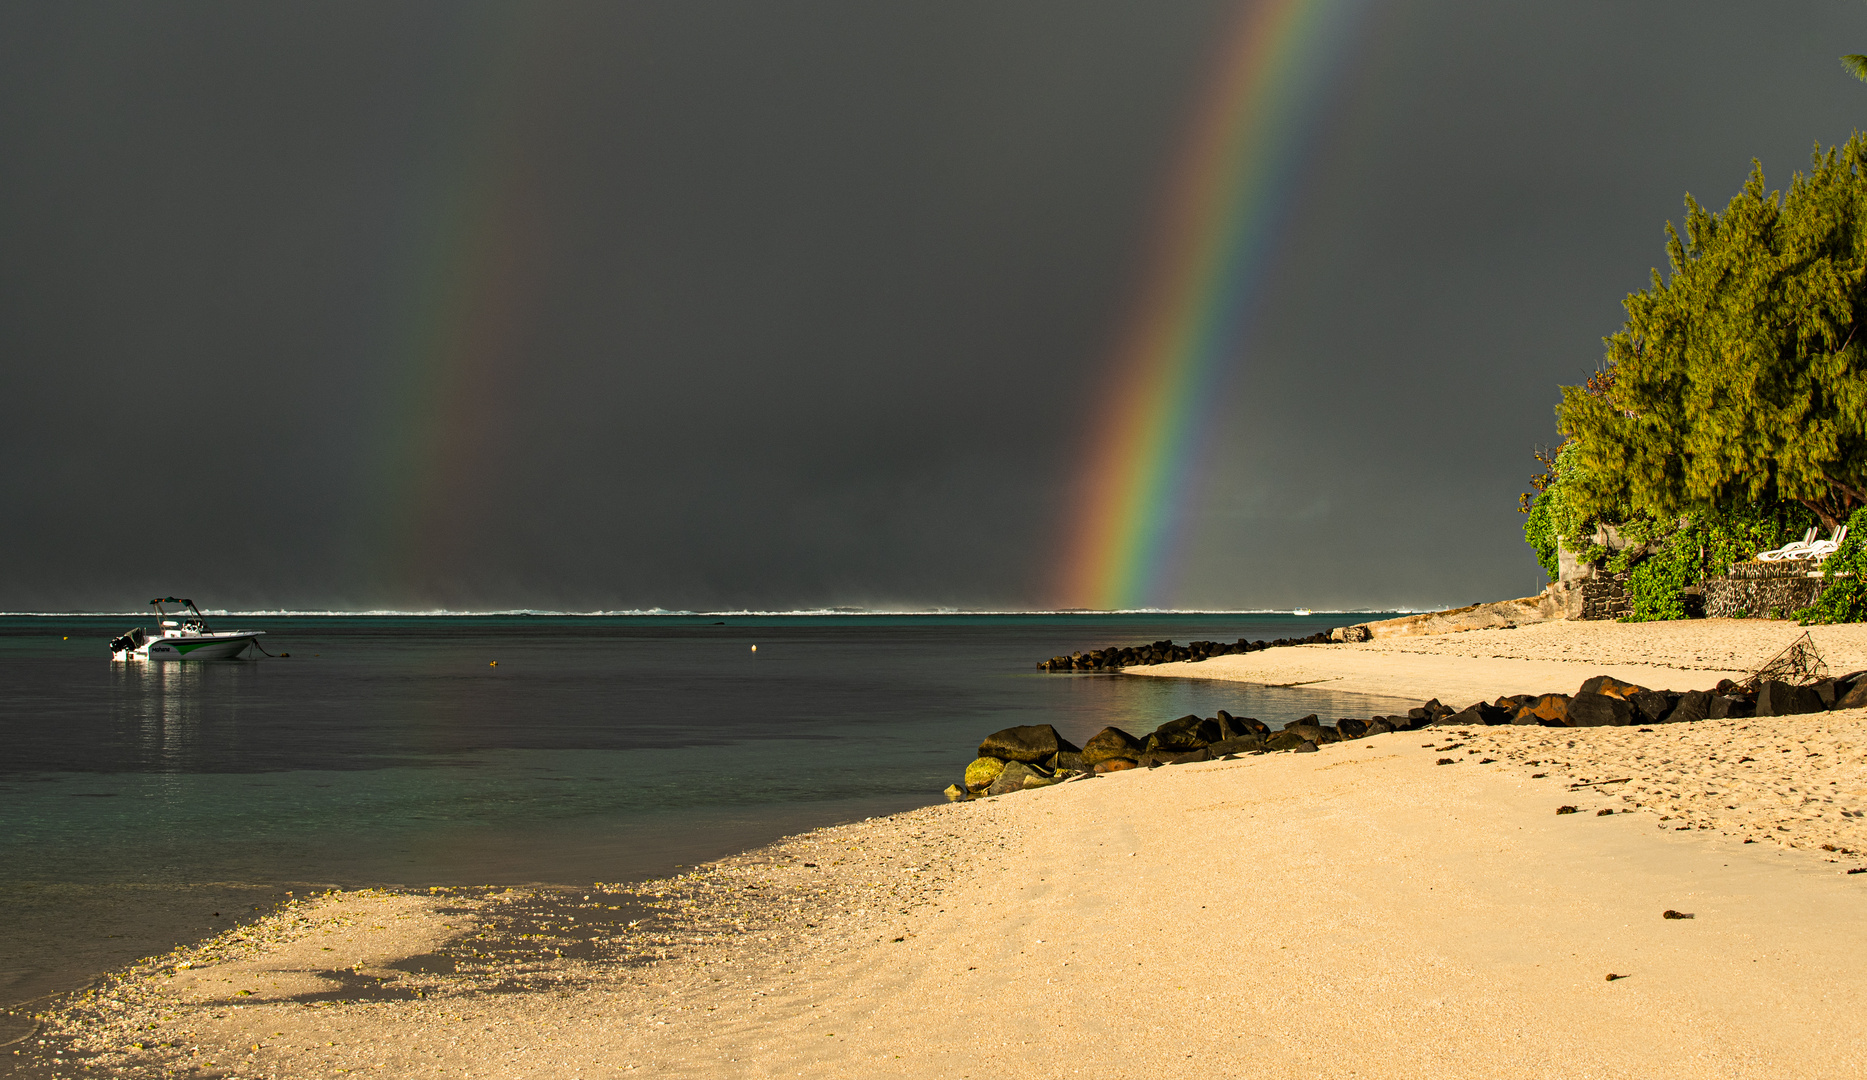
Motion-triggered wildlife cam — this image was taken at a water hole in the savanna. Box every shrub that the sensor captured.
[1797,507,1867,623]
[1614,502,1817,621]
[1521,441,1620,581]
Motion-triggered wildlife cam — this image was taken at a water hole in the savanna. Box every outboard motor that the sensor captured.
[109,627,146,655]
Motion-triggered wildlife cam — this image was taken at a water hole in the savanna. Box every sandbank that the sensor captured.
[1126,618,1867,703]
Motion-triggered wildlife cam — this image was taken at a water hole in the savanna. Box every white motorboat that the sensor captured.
[110,597,265,661]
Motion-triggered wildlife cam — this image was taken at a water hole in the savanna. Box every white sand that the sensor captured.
[34,620,1867,1079]
[1128,618,1867,704]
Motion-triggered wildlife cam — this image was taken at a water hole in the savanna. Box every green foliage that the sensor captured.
[1523,495,1558,579]
[1797,507,1867,623]
[1624,545,1698,621]
[1615,502,1817,621]
[1846,54,1867,82]
[1557,136,1867,531]
[1521,441,1619,581]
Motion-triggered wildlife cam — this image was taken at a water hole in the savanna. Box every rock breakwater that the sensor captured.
[1038,632,1335,673]
[947,669,1867,798]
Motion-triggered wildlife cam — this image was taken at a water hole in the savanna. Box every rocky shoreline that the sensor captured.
[1036,632,1335,672]
[951,666,1867,798]
[29,620,1867,1078]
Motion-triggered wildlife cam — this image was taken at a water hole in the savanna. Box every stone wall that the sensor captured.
[1580,571,1631,621]
[1703,562,1826,619]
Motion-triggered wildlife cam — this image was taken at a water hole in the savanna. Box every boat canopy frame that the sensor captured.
[150,597,212,631]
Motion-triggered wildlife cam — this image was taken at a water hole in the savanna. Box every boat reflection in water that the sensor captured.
[106,659,260,775]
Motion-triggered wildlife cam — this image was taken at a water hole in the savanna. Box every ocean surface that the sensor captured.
[0,612,1414,1027]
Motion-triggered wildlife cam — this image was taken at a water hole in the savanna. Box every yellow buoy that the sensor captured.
[750,645,757,652]
[489,661,498,666]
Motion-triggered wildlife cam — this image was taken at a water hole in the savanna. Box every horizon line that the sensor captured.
[3,607,1434,619]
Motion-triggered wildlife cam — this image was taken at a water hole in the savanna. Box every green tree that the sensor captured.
[1845,54,1867,82]
[1556,137,1867,532]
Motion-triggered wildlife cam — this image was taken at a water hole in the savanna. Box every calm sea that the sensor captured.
[0,612,1413,1026]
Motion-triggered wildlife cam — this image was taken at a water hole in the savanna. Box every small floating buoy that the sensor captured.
[489,661,498,666]
[750,645,757,652]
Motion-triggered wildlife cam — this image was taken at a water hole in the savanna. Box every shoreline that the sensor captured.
[25,619,1867,1078]
[1123,618,1867,703]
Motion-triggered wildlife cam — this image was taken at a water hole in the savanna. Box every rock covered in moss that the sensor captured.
[981,760,1063,796]
[963,757,1006,792]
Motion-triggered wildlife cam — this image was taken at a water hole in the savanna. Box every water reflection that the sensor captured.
[110,660,255,774]
[8,613,1422,1022]
[13,614,1418,888]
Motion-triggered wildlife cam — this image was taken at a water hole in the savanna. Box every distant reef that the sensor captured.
[1036,587,1581,673]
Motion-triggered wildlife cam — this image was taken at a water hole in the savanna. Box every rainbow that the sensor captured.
[362,6,550,600]
[1056,0,1369,610]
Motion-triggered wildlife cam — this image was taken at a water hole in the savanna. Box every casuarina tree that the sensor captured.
[1557,136,1867,531]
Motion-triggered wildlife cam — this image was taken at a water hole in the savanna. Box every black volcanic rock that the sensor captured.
[1081,727,1146,767]
[1709,693,1752,719]
[1147,715,1222,752]
[978,725,1080,764]
[1630,690,1675,724]
[1835,674,1867,711]
[1217,711,1268,738]
[1567,692,1635,727]
[1756,680,1824,717]
[1668,690,1712,724]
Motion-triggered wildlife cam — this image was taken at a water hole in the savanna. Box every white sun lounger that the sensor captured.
[1801,525,1849,562]
[1756,527,1819,562]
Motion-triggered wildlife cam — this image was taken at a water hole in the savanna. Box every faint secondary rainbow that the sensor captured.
[1056,0,1368,610]
[363,5,551,601]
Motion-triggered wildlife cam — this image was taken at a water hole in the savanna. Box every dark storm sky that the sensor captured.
[4,1,1866,613]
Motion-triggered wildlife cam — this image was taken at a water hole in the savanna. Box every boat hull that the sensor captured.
[130,633,263,661]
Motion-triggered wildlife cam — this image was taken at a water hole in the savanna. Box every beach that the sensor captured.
[1129,618,1867,702]
[25,619,1867,1079]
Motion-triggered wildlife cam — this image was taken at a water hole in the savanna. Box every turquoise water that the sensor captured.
[0,613,1414,1015]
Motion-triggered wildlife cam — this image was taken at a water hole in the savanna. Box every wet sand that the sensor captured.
[23,620,1867,1079]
